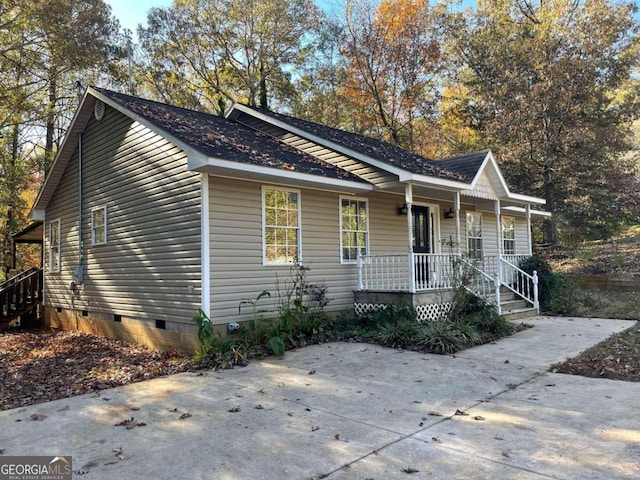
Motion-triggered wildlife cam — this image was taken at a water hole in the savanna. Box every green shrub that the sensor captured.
[518,256,576,314]
[373,318,421,348]
[418,320,466,354]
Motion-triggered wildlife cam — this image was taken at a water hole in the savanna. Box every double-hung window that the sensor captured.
[466,212,483,259]
[501,216,516,254]
[263,187,300,264]
[340,197,368,262]
[48,220,61,273]
[91,206,107,245]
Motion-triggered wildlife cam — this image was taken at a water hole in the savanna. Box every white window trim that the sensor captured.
[261,186,302,266]
[502,215,516,255]
[48,219,61,273]
[91,205,108,246]
[339,196,370,264]
[466,211,483,259]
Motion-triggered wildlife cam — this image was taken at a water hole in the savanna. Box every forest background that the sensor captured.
[1,0,639,280]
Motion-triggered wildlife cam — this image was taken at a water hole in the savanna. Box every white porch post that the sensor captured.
[494,200,502,312]
[454,192,461,255]
[526,204,532,256]
[406,184,416,293]
[200,173,211,318]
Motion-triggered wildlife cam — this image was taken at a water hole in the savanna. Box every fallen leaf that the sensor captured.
[113,447,125,460]
[114,417,146,429]
[402,467,420,473]
[454,409,469,416]
[179,412,192,420]
[473,416,485,421]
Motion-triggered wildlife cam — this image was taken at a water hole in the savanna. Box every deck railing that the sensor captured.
[0,268,43,323]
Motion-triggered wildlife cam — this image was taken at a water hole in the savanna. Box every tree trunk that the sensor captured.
[45,77,56,170]
[258,60,268,110]
[542,166,557,248]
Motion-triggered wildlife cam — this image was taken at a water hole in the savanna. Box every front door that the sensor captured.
[412,206,431,254]
[412,206,431,285]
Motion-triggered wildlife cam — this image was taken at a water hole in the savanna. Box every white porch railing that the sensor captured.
[357,252,539,314]
[357,253,460,292]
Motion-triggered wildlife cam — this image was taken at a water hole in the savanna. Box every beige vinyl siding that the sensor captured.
[514,217,530,255]
[45,104,201,324]
[209,178,414,324]
[208,178,460,324]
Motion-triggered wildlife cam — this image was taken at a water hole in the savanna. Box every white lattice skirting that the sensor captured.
[354,302,453,322]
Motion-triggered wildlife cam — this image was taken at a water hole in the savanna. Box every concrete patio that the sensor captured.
[1,316,638,479]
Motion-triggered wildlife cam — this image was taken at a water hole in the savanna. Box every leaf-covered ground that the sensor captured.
[547,225,640,277]
[0,330,197,411]
[551,323,640,382]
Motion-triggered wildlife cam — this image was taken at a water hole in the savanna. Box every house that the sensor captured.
[26,87,547,350]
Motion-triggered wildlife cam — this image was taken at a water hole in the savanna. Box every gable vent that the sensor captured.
[94,100,105,121]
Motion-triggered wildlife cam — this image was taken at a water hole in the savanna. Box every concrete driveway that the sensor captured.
[1,316,639,479]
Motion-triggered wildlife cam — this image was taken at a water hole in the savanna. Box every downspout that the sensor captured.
[74,132,84,285]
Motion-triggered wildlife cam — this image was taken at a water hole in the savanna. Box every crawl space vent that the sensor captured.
[94,100,105,121]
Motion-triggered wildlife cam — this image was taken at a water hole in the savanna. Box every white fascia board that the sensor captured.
[398,172,471,190]
[88,87,203,162]
[507,192,546,205]
[199,156,374,191]
[502,205,551,216]
[229,103,407,178]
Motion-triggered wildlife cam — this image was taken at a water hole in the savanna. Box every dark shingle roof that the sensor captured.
[93,88,366,183]
[237,106,469,183]
[435,150,489,183]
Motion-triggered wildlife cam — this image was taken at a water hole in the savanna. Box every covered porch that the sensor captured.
[353,160,547,318]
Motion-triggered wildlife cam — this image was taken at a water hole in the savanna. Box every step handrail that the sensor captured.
[499,257,539,313]
[0,267,39,291]
[458,256,499,309]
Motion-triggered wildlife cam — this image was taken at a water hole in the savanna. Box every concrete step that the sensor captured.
[502,307,538,322]
[500,299,529,311]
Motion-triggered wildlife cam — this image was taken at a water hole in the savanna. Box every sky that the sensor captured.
[106,0,173,35]
[105,0,377,36]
